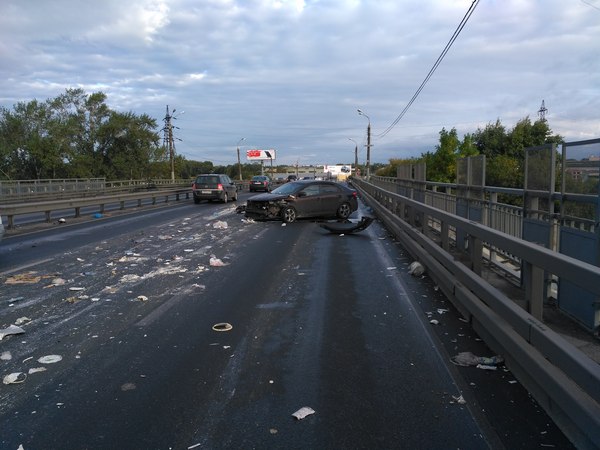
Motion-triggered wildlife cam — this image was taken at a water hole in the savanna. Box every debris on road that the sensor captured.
[408,261,425,277]
[137,295,149,302]
[0,325,26,341]
[37,355,63,364]
[5,271,44,285]
[28,367,47,374]
[1,351,12,361]
[319,216,374,234]
[213,220,228,229]
[212,323,233,332]
[451,395,467,405]
[14,317,31,325]
[3,372,27,385]
[451,352,504,367]
[292,406,316,420]
[46,277,67,288]
[429,319,439,325]
[58,217,66,223]
[209,256,228,267]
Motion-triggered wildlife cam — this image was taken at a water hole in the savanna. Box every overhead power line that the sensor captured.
[376,0,481,139]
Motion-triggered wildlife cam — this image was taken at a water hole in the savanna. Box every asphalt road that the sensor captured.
[0,195,573,449]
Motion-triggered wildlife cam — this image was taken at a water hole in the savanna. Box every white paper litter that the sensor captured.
[209,256,228,267]
[37,355,63,364]
[1,351,12,361]
[213,221,228,229]
[28,367,47,374]
[3,372,27,384]
[0,325,25,341]
[292,406,316,420]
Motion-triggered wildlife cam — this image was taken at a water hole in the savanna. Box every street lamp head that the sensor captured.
[357,109,370,122]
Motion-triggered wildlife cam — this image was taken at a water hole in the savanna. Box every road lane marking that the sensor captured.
[0,258,54,277]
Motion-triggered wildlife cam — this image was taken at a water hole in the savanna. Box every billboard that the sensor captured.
[323,164,352,176]
[246,149,276,160]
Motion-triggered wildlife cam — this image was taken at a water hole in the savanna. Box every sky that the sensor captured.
[1,0,599,167]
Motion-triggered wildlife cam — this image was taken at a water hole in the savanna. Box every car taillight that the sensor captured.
[217,183,223,190]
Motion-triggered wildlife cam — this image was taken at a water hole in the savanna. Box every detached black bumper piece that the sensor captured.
[319,216,374,234]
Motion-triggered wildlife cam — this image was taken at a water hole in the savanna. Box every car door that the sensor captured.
[318,183,344,216]
[294,183,322,217]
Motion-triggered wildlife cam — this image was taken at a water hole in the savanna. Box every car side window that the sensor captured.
[320,184,340,194]
[301,185,320,197]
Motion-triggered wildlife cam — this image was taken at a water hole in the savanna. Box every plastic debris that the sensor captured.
[58,217,66,223]
[408,261,425,277]
[47,277,67,287]
[28,367,47,374]
[429,319,439,325]
[15,317,31,325]
[120,274,142,283]
[69,287,85,291]
[451,352,504,367]
[1,351,12,361]
[3,372,27,385]
[0,325,25,341]
[137,295,149,302]
[209,256,228,267]
[37,355,63,364]
[213,220,228,229]
[212,323,233,332]
[292,406,316,420]
[476,364,498,370]
[452,395,467,404]
[93,213,103,219]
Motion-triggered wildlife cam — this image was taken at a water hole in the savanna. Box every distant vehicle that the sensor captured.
[249,175,272,192]
[245,180,358,223]
[0,213,4,241]
[286,174,297,182]
[192,174,238,203]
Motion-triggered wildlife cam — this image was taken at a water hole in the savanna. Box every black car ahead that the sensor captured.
[192,174,238,203]
[245,180,358,223]
[249,175,272,192]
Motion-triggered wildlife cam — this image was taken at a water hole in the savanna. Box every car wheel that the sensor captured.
[223,193,228,203]
[281,206,297,223]
[336,202,351,219]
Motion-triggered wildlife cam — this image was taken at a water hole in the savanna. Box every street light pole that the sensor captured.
[357,109,372,179]
[237,137,245,181]
[348,138,358,176]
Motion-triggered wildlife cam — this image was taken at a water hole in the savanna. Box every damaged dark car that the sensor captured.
[244,180,358,223]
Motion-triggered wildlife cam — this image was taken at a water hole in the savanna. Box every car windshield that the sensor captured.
[271,182,302,195]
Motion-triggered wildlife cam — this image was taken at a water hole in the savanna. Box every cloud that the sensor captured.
[1,0,599,166]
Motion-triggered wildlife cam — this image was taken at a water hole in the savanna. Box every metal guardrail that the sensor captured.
[352,177,600,449]
[0,188,192,229]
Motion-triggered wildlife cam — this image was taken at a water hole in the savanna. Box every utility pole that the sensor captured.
[538,100,548,123]
[163,106,175,182]
[357,109,372,178]
[163,105,183,182]
[366,121,371,178]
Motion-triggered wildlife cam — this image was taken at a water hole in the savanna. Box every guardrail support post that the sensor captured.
[45,211,51,223]
[441,221,449,251]
[469,235,483,276]
[120,201,125,210]
[524,262,544,320]
[75,207,80,218]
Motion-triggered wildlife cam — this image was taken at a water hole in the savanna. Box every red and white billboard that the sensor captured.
[246,149,276,160]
